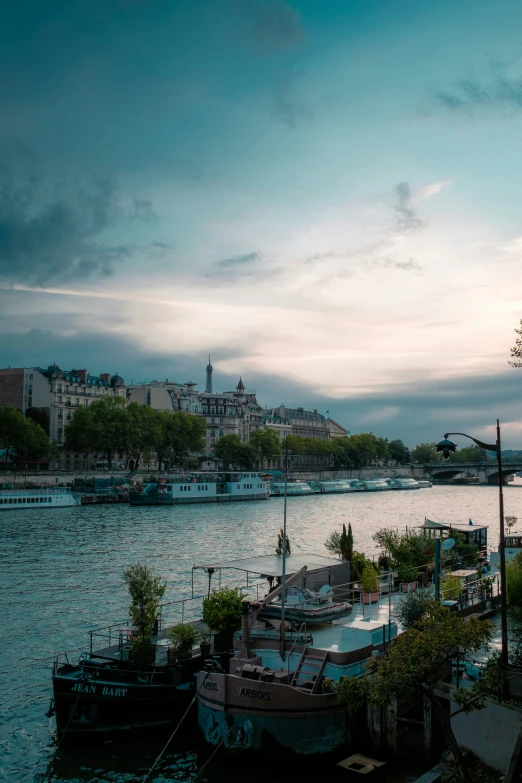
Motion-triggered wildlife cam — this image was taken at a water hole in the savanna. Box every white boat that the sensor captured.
[270,481,316,497]
[309,479,365,493]
[0,487,80,510]
[416,479,432,488]
[394,478,421,490]
[361,479,390,491]
[130,472,270,506]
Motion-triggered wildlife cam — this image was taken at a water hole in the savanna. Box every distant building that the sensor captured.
[326,418,349,439]
[272,404,330,440]
[0,365,126,469]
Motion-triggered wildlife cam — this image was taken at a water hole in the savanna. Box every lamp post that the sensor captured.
[436,419,508,698]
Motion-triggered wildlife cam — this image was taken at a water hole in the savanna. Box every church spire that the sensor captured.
[236,376,245,392]
[205,355,213,393]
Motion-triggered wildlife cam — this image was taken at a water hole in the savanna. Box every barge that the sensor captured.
[130,472,269,506]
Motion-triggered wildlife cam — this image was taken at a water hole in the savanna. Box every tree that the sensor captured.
[0,404,54,469]
[339,523,353,562]
[214,433,246,466]
[156,411,206,470]
[275,527,291,555]
[66,396,129,470]
[411,442,440,464]
[126,403,162,469]
[249,427,281,466]
[123,562,166,642]
[388,439,410,464]
[509,319,522,368]
[338,601,495,783]
[25,407,50,436]
[324,530,342,557]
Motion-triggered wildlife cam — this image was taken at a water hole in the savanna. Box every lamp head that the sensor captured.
[436,438,457,461]
[441,537,455,551]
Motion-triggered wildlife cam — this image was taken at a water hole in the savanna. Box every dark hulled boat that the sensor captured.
[52,624,217,738]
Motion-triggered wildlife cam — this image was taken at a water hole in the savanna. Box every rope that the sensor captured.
[141,672,209,783]
[39,687,83,782]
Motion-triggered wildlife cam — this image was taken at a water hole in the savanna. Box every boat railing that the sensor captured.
[0,486,72,494]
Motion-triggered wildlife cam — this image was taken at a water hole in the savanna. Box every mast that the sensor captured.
[280,437,289,659]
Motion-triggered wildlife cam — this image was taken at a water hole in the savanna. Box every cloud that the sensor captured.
[217,251,260,268]
[394,182,425,232]
[0,164,157,285]
[410,180,453,206]
[248,0,304,53]
[272,72,313,128]
[435,64,522,114]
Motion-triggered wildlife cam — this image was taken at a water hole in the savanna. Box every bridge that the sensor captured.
[411,462,522,485]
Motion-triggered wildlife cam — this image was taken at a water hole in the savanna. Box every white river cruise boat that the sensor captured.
[129,472,270,506]
[0,487,80,510]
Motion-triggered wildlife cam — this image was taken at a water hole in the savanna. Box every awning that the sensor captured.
[192,553,342,578]
[421,519,488,532]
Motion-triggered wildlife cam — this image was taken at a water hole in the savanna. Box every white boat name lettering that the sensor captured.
[71,683,96,694]
[102,686,128,697]
[239,687,274,701]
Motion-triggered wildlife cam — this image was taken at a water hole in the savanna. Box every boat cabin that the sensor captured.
[420,518,488,551]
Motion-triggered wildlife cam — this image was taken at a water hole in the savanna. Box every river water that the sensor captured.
[1,482,522,783]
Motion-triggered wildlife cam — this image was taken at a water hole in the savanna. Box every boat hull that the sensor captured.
[52,666,195,737]
[197,672,350,754]
[130,493,268,506]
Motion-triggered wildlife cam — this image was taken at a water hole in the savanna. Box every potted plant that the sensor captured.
[398,565,418,593]
[202,587,244,652]
[168,623,200,660]
[200,630,212,658]
[361,564,380,604]
[123,562,166,664]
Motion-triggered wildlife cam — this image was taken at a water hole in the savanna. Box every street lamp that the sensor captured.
[436,419,508,698]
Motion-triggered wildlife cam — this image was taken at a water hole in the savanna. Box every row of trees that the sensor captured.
[410,442,489,464]
[65,397,206,470]
[0,405,58,469]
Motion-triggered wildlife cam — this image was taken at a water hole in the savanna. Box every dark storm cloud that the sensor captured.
[0,167,156,285]
[435,63,522,114]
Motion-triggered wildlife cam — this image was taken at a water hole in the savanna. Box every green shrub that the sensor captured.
[395,589,433,628]
[361,564,379,594]
[123,562,166,642]
[441,573,461,600]
[202,587,244,634]
[168,623,200,650]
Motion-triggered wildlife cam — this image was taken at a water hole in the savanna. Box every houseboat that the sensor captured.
[195,553,397,755]
[52,624,204,737]
[0,487,79,510]
[386,478,421,490]
[270,480,316,497]
[360,479,390,491]
[309,479,365,493]
[129,472,269,506]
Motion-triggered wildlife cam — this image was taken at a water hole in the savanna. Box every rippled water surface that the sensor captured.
[2,482,522,782]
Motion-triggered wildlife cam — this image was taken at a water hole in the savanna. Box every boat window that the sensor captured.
[237,484,240,489]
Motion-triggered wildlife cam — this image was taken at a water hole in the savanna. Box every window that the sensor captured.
[211,399,215,404]
[58,410,63,419]
[210,408,215,415]
[211,417,215,424]
[28,385,32,394]
[237,484,241,489]
[57,384,62,392]
[219,429,223,437]
[210,430,215,437]
[29,373,33,380]
[202,406,208,414]
[58,396,62,403]
[218,407,224,415]
[28,398,32,406]
[228,408,234,415]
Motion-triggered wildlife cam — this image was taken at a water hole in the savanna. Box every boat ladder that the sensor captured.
[290,647,327,694]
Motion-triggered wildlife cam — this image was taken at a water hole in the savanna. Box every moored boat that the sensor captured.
[52,622,210,737]
[270,480,316,496]
[195,553,397,755]
[129,472,269,506]
[309,479,365,493]
[0,486,79,510]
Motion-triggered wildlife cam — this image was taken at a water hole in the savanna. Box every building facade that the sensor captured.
[0,365,126,469]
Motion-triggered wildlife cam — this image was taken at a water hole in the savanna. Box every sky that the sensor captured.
[1,0,522,447]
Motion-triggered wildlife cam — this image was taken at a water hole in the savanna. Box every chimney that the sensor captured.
[74,369,89,384]
[100,373,111,384]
